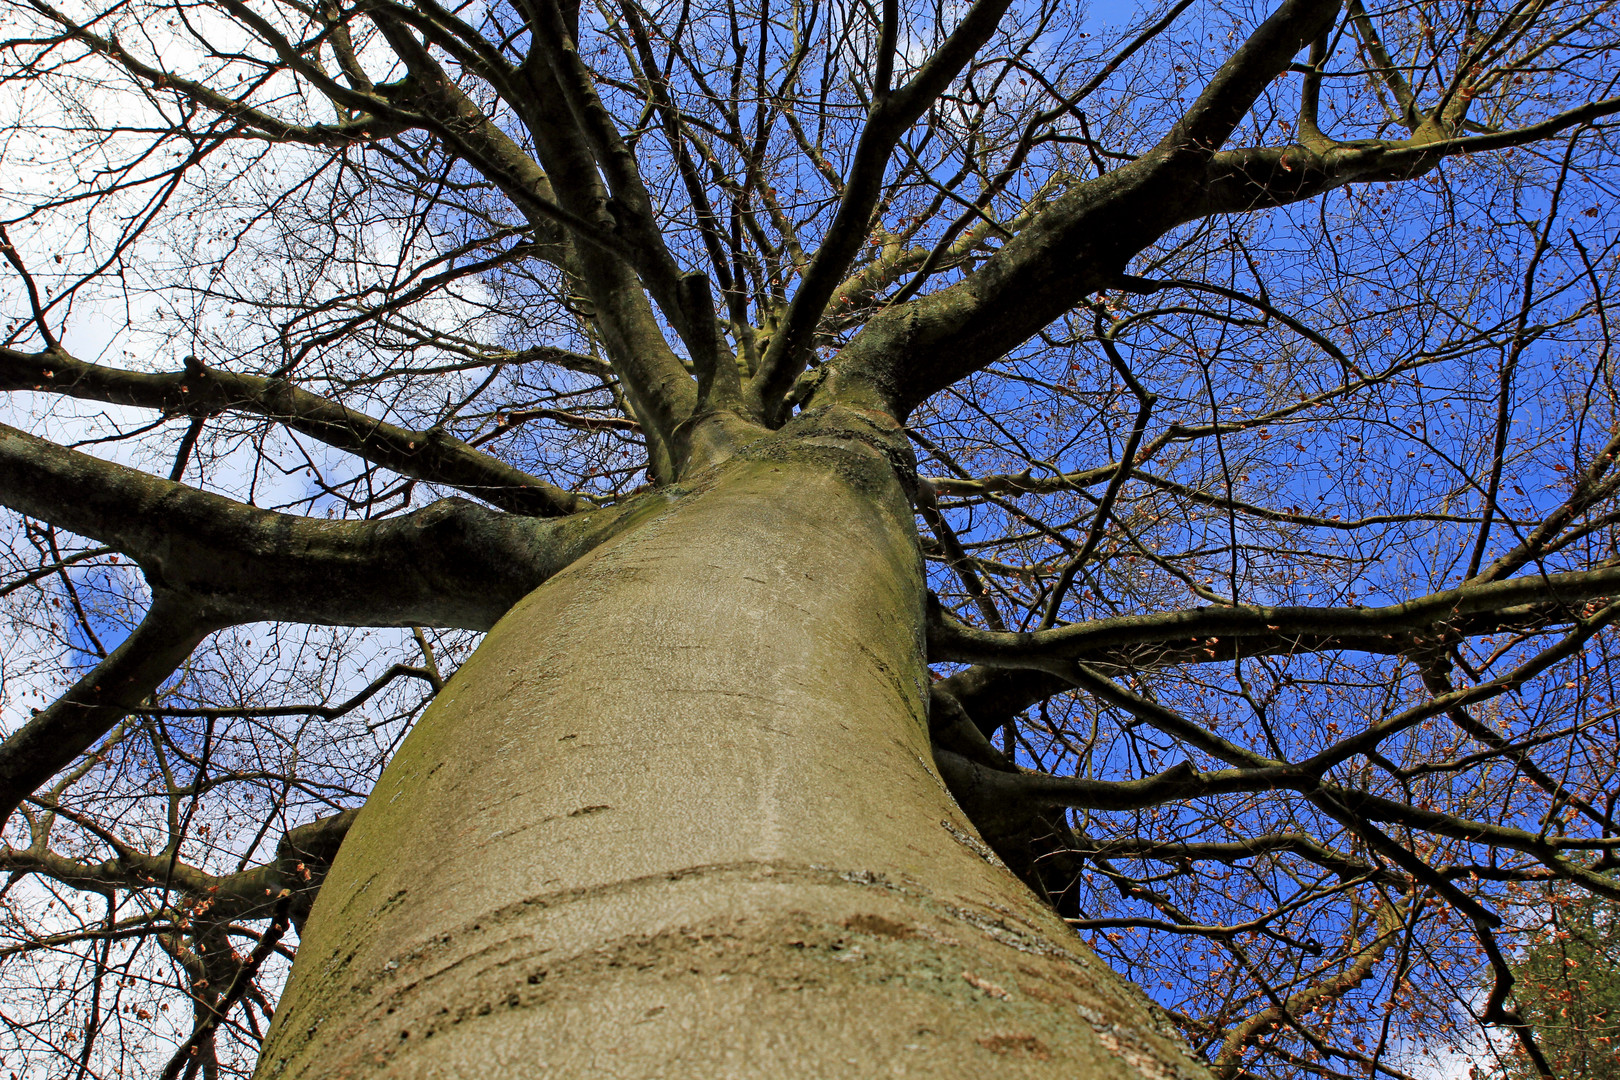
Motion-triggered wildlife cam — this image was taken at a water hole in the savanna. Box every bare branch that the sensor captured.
[0,347,591,516]
[0,592,211,827]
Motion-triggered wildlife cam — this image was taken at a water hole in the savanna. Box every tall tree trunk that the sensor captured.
[257,412,1204,1078]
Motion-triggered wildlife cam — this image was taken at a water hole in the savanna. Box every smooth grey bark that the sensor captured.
[256,412,1206,1079]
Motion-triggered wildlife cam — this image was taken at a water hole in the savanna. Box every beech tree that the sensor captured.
[5,0,1620,1076]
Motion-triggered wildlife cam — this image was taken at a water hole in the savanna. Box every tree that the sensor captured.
[1488,892,1620,1080]
[3,0,1620,1075]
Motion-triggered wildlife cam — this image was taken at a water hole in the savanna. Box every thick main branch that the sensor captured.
[810,0,1341,417]
[0,422,660,630]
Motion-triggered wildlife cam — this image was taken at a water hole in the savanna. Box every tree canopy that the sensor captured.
[4,0,1620,1076]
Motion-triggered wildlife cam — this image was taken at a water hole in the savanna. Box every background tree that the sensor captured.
[4,0,1620,1076]
[1482,890,1620,1080]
